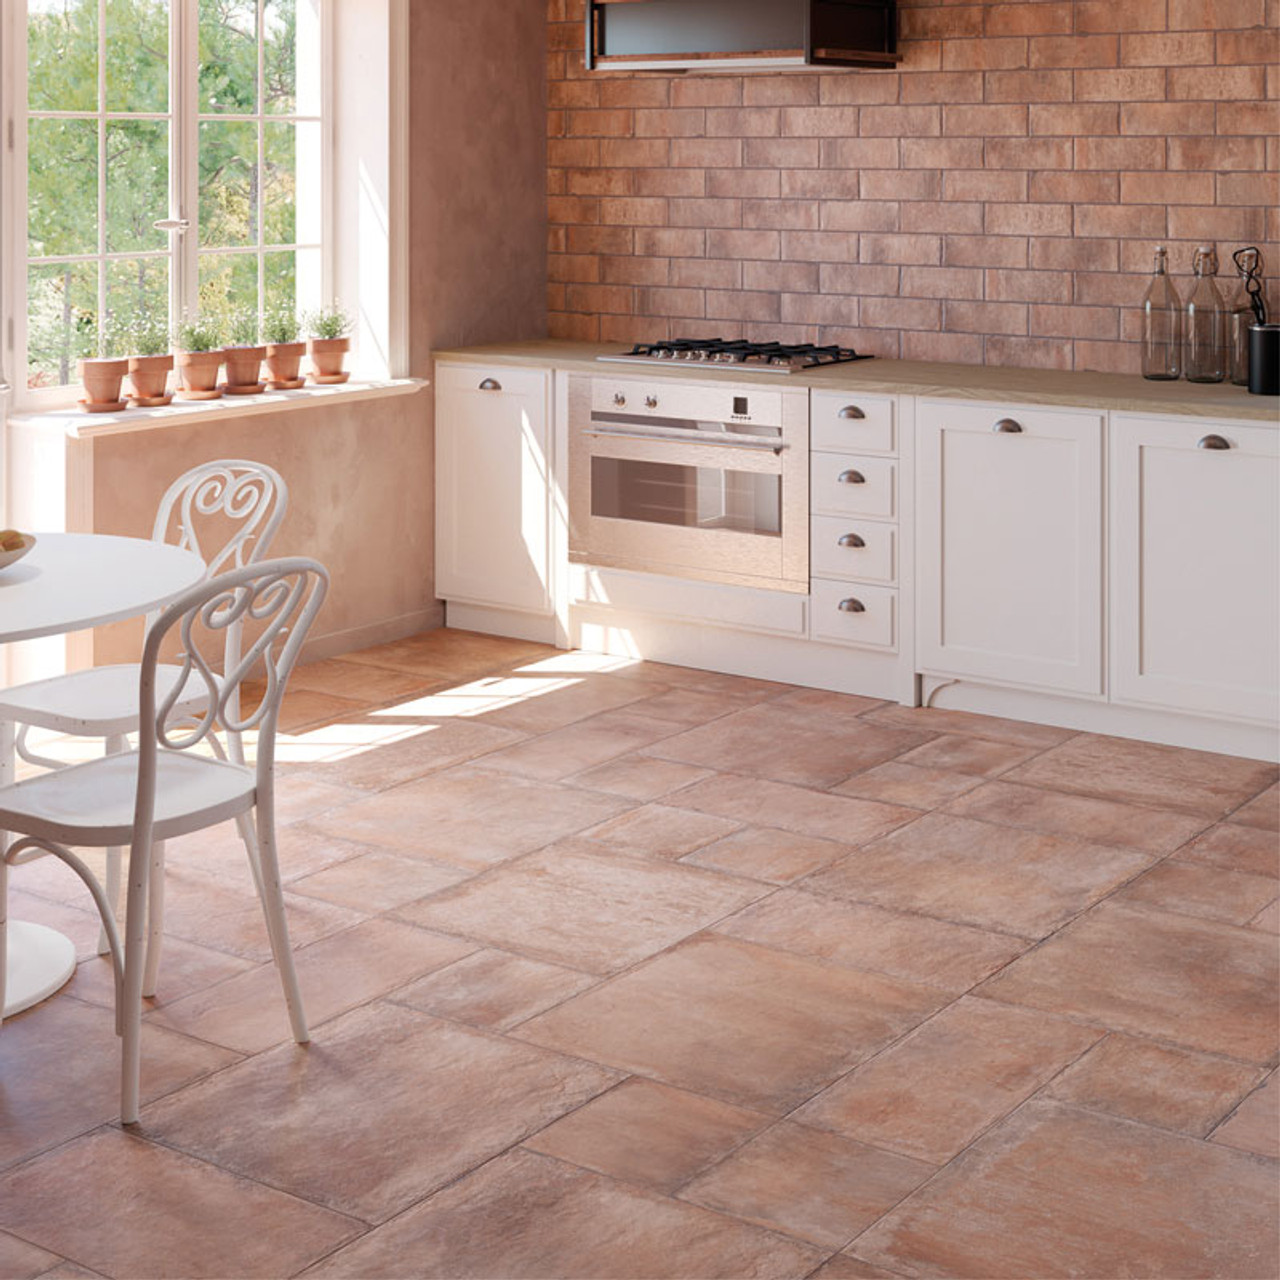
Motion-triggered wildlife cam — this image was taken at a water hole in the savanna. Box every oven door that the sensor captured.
[569,379,809,592]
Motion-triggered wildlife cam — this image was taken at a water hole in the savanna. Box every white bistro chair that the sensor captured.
[0,460,287,979]
[0,557,328,1123]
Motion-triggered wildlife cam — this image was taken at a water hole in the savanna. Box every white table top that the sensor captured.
[0,532,206,643]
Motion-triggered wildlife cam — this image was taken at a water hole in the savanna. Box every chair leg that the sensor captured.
[141,841,165,1000]
[119,835,152,1126]
[99,734,128,957]
[254,806,309,1044]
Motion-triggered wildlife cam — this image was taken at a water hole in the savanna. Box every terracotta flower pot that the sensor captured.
[223,344,266,394]
[308,335,350,383]
[176,348,225,400]
[128,353,174,405]
[265,341,307,388]
[79,357,129,410]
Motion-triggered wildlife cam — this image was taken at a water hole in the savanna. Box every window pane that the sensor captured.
[199,252,259,323]
[199,120,258,247]
[106,257,169,345]
[106,121,169,253]
[28,118,98,258]
[28,0,98,113]
[263,0,295,115]
[263,121,295,245]
[106,0,169,112]
[28,262,98,389]
[199,0,258,113]
[266,246,321,318]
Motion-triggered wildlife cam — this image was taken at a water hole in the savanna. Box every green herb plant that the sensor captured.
[128,310,171,358]
[174,317,225,353]
[263,306,301,345]
[227,308,261,348]
[304,305,353,341]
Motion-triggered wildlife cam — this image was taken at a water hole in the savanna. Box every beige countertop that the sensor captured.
[434,340,1280,424]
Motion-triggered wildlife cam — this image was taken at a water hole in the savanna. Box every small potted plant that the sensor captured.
[304,305,353,384]
[263,306,306,389]
[223,309,266,395]
[78,315,130,413]
[174,316,225,400]
[126,311,174,406]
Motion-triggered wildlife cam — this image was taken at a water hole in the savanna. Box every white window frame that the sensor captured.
[2,0,335,412]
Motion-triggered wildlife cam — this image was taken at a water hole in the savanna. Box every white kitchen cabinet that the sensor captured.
[917,400,1104,695]
[435,364,553,615]
[1111,415,1279,724]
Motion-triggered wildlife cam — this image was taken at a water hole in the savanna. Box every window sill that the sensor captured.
[7,378,428,439]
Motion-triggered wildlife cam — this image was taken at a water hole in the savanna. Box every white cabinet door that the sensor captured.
[1111,415,1279,724]
[918,401,1104,694]
[435,364,552,614]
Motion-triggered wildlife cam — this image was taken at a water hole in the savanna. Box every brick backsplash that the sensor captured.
[546,0,1279,373]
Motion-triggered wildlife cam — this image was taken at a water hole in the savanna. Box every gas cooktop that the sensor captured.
[598,339,874,375]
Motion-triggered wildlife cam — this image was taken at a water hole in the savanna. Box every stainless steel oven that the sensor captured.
[569,375,809,592]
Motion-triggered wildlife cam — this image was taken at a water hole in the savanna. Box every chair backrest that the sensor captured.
[132,558,329,843]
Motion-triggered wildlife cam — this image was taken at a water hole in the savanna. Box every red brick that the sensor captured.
[599,79,669,109]
[985,70,1073,102]
[549,138,600,167]
[599,313,666,345]
[1076,203,1166,237]
[821,201,902,231]
[1216,28,1280,64]
[985,2,1074,36]
[1119,172,1216,205]
[669,139,741,168]
[861,296,941,330]
[1168,206,1268,239]
[779,106,862,137]
[985,203,1074,236]
[633,228,704,257]
[705,290,782,323]
[944,235,1029,269]
[943,104,1029,136]
[598,138,669,167]
[635,169,705,198]
[1075,0,1166,32]
[598,197,668,226]
[548,254,601,284]
[565,168,633,197]
[1169,0,1266,28]
[945,170,1028,202]
[784,169,861,199]
[567,225,633,255]
[899,72,985,104]
[671,78,741,108]
[818,75,901,105]
[565,109,633,137]
[780,292,862,327]
[945,300,1029,335]
[707,169,780,199]
[901,6,985,38]
[633,287,705,319]
[633,108,705,138]
[1029,103,1120,135]
[901,265,984,299]
[1030,238,1119,271]
[1217,102,1280,135]
[985,137,1074,168]
[1028,172,1119,203]
[859,105,942,137]
[1074,68,1167,100]
[599,255,669,286]
[1169,67,1268,101]
[1121,102,1216,134]
[817,262,902,295]
[1167,135,1268,170]
[1218,172,1280,205]
[565,283,633,313]
[705,107,781,137]
[668,197,741,228]
[1074,340,1142,375]
[942,38,1030,70]
[745,77,819,107]
[743,138,821,168]
[985,336,1073,370]
[819,138,902,168]
[1120,33,1216,66]
[901,201,985,234]
[1075,136,1165,169]
[548,195,599,224]
[1030,304,1120,339]
[986,269,1073,303]
[1073,272,1150,306]
[670,258,741,290]
[706,228,780,259]
[782,231,861,263]
[861,233,942,265]
[860,170,942,201]
[742,261,819,293]
[548,311,599,341]
[1028,35,1119,68]
[900,137,985,168]
[743,200,820,230]
[901,330,985,363]
[552,79,599,109]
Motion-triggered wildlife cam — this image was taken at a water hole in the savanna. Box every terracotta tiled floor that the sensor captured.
[2,630,1278,1280]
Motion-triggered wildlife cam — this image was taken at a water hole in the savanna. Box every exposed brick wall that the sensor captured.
[546,0,1279,373]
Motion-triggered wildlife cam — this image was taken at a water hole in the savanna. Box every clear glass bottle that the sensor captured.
[1141,246,1182,381]
[1228,248,1259,386]
[1185,245,1226,383]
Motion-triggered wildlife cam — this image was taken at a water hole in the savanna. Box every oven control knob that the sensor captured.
[645,396,659,409]
[613,393,627,407]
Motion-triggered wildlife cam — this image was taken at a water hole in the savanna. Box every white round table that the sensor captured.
[2,532,206,1016]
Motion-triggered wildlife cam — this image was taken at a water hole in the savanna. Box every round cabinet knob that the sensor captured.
[478,378,502,391]
[838,405,866,420]
[838,598,866,614]
[837,469,867,485]
[613,393,626,407]
[992,418,1023,433]
[645,396,659,409]
[837,533,866,548]
[1198,434,1231,450]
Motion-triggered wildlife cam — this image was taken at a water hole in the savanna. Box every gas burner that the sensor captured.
[599,338,874,374]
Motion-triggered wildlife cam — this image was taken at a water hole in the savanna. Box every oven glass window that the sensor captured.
[591,457,781,536]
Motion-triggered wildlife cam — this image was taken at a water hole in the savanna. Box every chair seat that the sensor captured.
[0,750,255,847]
[0,664,216,736]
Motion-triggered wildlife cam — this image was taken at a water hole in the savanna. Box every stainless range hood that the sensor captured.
[584,0,899,73]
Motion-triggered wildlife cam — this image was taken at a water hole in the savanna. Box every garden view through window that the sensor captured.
[25,0,324,391]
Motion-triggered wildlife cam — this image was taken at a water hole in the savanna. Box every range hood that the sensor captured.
[584,0,899,73]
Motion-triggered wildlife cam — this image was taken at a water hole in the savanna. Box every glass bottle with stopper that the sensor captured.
[1185,245,1226,384]
[1141,246,1181,381]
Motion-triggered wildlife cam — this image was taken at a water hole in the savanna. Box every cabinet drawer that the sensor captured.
[811,391,896,455]
[810,514,896,584]
[811,580,897,651]
[811,452,897,519]
[437,363,550,402]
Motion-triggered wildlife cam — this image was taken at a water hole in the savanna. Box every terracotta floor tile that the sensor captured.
[243,685,369,733]
[978,900,1280,1063]
[811,1257,903,1280]
[517,934,945,1115]
[894,735,1042,778]
[1180,821,1280,879]
[623,687,774,726]
[1003,733,1278,819]
[400,840,765,974]
[714,889,1027,993]
[860,704,1075,748]
[769,688,886,716]
[568,754,714,801]
[269,774,366,827]
[806,812,1152,938]
[1210,1071,1279,1158]
[148,917,474,1053]
[946,779,1208,854]
[1116,859,1280,925]
[524,1077,768,1193]
[285,657,441,705]
[65,934,255,1012]
[341,628,556,680]
[1046,1034,1265,1137]
[0,1232,61,1280]
[676,774,918,847]
[479,710,681,781]
[1230,782,1280,832]
[287,851,468,913]
[390,948,596,1030]
[306,765,633,870]
[26,1263,103,1280]
[164,819,367,888]
[302,1147,824,1279]
[477,673,673,734]
[583,803,744,859]
[684,827,856,883]
[648,704,932,790]
[798,997,1099,1163]
[682,1121,934,1249]
[852,1098,1280,1280]
[142,1003,619,1224]
[1251,898,1280,931]
[0,998,238,1172]
[0,1128,358,1279]
[833,762,984,809]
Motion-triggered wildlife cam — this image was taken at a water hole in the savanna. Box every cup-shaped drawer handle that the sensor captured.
[837,533,866,548]
[837,469,866,485]
[838,405,866,420]
[478,378,502,391]
[645,396,659,408]
[1198,434,1231,450]
[613,393,626,407]
[838,598,866,614]
[993,418,1023,433]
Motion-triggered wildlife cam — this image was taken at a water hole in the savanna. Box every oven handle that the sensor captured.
[583,424,787,455]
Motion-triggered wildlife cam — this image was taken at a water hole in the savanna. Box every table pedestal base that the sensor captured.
[4,920,77,1016]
